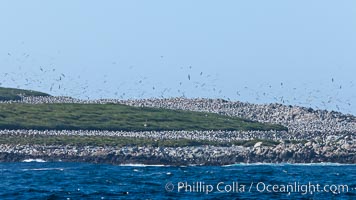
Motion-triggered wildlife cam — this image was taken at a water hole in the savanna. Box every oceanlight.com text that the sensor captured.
[165,181,355,195]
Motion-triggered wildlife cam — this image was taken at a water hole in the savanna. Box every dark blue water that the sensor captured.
[0,162,355,200]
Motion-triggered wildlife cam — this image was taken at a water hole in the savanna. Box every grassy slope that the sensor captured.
[0,135,281,147]
[0,87,50,101]
[0,103,287,131]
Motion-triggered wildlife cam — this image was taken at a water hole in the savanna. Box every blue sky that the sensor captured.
[0,1,355,114]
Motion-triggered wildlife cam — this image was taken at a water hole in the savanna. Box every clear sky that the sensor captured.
[0,1,355,114]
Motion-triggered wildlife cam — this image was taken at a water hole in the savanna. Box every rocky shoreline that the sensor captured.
[0,138,354,165]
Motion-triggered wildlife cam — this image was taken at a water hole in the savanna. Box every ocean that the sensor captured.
[0,162,355,199]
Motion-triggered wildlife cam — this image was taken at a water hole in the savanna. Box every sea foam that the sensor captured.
[119,163,166,167]
[22,159,47,163]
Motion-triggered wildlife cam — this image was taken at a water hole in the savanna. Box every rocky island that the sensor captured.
[0,87,354,165]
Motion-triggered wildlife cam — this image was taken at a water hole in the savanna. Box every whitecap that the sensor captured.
[286,163,356,166]
[222,162,276,167]
[119,164,166,167]
[22,159,47,163]
[222,162,356,167]
[22,168,64,171]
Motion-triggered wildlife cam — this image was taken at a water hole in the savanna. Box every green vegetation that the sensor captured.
[0,103,287,131]
[284,140,308,145]
[0,86,287,133]
[0,87,50,101]
[0,135,281,147]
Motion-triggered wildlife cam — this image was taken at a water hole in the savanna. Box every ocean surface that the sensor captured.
[0,162,355,199]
